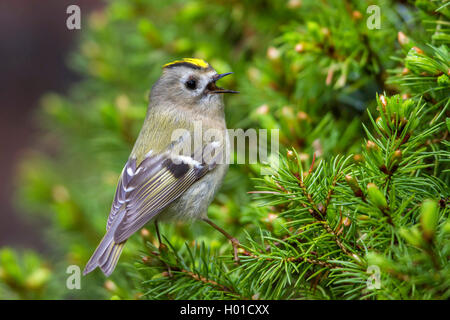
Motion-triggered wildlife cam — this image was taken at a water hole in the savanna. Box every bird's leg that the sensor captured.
[202,218,240,263]
[154,220,172,276]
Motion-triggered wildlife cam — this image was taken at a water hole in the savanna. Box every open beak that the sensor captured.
[207,72,239,94]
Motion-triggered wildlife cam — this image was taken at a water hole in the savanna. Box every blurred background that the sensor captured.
[0,0,102,250]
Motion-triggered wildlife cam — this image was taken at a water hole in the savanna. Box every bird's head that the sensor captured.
[150,58,238,111]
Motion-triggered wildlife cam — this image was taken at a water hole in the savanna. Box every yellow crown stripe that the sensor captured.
[163,58,209,69]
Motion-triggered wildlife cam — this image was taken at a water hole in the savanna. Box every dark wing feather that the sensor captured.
[106,152,162,231]
[106,144,222,244]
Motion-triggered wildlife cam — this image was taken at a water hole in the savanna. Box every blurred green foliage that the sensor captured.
[1,0,449,299]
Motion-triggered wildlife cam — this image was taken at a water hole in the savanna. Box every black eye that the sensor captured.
[185,79,197,90]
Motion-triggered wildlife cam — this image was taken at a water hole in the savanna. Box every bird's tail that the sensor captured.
[83,231,126,277]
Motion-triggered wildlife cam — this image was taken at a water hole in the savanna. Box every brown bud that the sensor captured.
[267,213,278,223]
[366,140,378,151]
[353,154,363,162]
[401,68,409,75]
[397,32,409,46]
[287,150,295,160]
[140,228,151,239]
[352,11,362,20]
[299,153,309,162]
[267,47,280,60]
[326,67,334,86]
[379,95,387,107]
[281,106,294,118]
[376,116,383,128]
[321,27,330,37]
[256,104,269,115]
[412,46,423,54]
[297,111,308,120]
[287,0,302,9]
[343,217,351,227]
[295,43,304,53]
[104,280,117,292]
[142,256,151,264]
[247,67,262,83]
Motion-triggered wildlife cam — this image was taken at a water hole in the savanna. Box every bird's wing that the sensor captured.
[106,142,224,244]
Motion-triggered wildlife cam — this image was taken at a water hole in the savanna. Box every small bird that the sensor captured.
[83,58,239,276]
